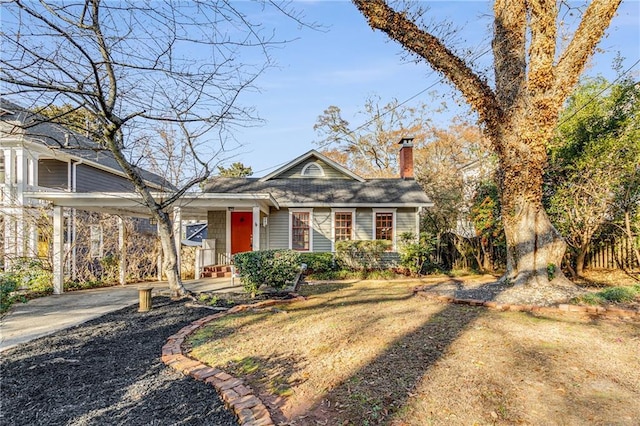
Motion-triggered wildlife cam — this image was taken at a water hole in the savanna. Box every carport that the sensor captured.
[24,191,278,294]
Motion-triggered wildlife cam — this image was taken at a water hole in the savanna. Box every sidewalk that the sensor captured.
[0,277,242,352]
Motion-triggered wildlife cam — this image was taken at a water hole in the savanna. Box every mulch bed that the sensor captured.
[0,297,238,426]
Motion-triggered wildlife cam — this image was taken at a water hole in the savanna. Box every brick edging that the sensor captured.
[413,288,640,320]
[162,295,306,426]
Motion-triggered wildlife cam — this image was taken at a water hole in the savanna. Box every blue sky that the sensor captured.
[223,1,640,176]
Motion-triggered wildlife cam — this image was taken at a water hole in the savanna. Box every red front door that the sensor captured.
[231,211,253,254]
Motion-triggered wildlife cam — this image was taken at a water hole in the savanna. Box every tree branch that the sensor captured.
[352,0,502,133]
[554,0,622,103]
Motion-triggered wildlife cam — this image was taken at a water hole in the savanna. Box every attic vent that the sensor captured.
[301,162,325,177]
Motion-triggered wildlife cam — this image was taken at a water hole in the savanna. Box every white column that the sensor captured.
[28,154,37,187]
[173,206,182,277]
[14,149,26,204]
[27,221,38,257]
[52,205,65,294]
[118,217,127,286]
[252,206,260,251]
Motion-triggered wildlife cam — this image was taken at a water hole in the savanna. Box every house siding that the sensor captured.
[313,208,332,252]
[355,209,373,239]
[273,159,352,180]
[76,164,134,192]
[396,208,418,236]
[266,207,418,253]
[38,159,68,190]
[268,208,289,250]
[207,211,226,262]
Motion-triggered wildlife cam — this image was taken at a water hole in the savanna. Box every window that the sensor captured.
[331,208,356,251]
[374,212,394,241]
[301,162,325,177]
[334,212,353,241]
[290,210,312,251]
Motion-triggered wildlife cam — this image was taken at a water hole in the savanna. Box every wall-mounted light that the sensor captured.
[228,206,234,212]
[262,216,268,227]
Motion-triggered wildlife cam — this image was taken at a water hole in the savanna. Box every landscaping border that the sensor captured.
[161,295,306,426]
[413,287,640,321]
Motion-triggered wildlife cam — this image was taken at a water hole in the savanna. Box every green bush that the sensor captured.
[335,240,391,271]
[398,232,435,275]
[299,252,336,274]
[9,257,53,294]
[575,285,640,305]
[0,273,27,312]
[598,285,639,303]
[233,250,302,296]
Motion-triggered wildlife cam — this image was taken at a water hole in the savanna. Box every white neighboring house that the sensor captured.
[454,156,496,239]
[0,100,170,276]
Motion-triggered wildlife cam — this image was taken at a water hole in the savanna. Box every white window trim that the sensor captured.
[331,208,356,252]
[289,208,313,251]
[372,208,397,250]
[300,161,325,177]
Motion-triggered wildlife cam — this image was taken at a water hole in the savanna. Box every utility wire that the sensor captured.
[555,57,640,129]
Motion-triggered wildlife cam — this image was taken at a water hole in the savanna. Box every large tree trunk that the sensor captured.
[497,126,573,289]
[156,211,188,298]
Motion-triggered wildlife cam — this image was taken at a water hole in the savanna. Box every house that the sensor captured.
[0,99,170,280]
[3,98,432,287]
[201,138,432,267]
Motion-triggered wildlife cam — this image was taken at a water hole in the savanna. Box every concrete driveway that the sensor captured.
[0,277,242,352]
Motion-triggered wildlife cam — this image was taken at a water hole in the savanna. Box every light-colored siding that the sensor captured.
[259,211,268,250]
[313,208,332,252]
[207,211,226,262]
[396,208,418,236]
[76,164,134,192]
[266,207,418,253]
[267,208,289,249]
[355,209,373,240]
[274,159,351,180]
[38,159,68,190]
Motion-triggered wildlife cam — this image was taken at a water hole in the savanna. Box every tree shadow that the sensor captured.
[287,278,511,425]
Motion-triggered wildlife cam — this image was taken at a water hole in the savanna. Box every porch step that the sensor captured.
[201,264,233,278]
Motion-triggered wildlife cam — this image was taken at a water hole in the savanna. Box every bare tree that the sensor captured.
[314,96,433,178]
[1,0,305,297]
[353,0,621,297]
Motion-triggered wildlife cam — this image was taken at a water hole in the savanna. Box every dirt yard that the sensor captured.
[186,277,640,425]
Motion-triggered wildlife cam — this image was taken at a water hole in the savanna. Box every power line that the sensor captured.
[555,58,640,129]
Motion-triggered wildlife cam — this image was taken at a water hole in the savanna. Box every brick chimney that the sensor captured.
[398,137,414,179]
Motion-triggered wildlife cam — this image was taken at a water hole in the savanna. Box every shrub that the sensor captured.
[335,240,391,271]
[233,250,302,296]
[398,232,435,275]
[574,285,640,305]
[0,273,26,312]
[9,257,53,294]
[598,285,639,303]
[299,252,336,274]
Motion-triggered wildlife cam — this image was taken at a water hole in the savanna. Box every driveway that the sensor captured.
[0,277,242,352]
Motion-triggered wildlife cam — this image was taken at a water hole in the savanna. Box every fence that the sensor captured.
[585,237,639,271]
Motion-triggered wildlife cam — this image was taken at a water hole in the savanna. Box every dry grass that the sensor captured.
[186,276,640,426]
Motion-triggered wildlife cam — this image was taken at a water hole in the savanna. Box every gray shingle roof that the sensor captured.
[205,177,431,207]
[0,99,173,190]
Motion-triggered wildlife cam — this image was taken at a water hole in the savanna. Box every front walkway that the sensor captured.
[0,277,242,352]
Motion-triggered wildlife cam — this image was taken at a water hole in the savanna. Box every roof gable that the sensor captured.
[259,150,365,182]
